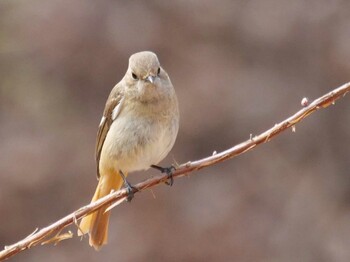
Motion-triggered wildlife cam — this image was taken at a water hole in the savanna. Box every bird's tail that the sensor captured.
[78,171,125,250]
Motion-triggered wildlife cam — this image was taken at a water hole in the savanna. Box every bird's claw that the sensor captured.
[151,165,176,186]
[125,182,135,202]
[119,170,136,202]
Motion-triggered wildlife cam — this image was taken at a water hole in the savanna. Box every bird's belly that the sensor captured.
[99,115,176,174]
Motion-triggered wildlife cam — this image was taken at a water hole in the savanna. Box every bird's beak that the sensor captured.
[145,75,156,84]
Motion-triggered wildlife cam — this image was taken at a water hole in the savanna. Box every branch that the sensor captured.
[1,82,349,261]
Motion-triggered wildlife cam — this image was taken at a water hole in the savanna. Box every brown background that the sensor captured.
[1,1,350,261]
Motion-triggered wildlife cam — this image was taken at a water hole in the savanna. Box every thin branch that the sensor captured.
[1,82,349,261]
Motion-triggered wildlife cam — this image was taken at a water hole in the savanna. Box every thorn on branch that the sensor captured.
[41,230,73,246]
[73,213,84,237]
[185,161,192,168]
[301,97,309,107]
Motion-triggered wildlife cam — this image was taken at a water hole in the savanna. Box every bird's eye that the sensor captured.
[157,67,161,75]
[131,72,138,80]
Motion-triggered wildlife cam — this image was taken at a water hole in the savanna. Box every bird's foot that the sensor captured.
[119,171,136,202]
[151,165,176,186]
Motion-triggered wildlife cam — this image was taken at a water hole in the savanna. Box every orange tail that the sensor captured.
[78,171,125,250]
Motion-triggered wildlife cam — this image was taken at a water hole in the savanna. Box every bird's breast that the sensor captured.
[99,100,178,174]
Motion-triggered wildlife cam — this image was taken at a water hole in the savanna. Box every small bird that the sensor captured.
[78,51,179,250]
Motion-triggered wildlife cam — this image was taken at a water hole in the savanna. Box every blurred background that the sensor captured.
[0,1,350,261]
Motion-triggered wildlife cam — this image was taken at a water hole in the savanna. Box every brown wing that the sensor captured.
[95,89,124,179]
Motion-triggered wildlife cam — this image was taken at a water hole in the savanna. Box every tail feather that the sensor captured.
[79,171,125,250]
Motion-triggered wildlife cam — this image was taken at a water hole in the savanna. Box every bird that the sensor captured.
[78,51,179,250]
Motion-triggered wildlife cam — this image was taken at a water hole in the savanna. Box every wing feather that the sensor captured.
[95,90,124,178]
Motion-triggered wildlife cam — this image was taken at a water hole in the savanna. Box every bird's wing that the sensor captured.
[95,89,125,179]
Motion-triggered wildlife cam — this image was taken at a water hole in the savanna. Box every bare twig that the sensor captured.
[0,82,349,261]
